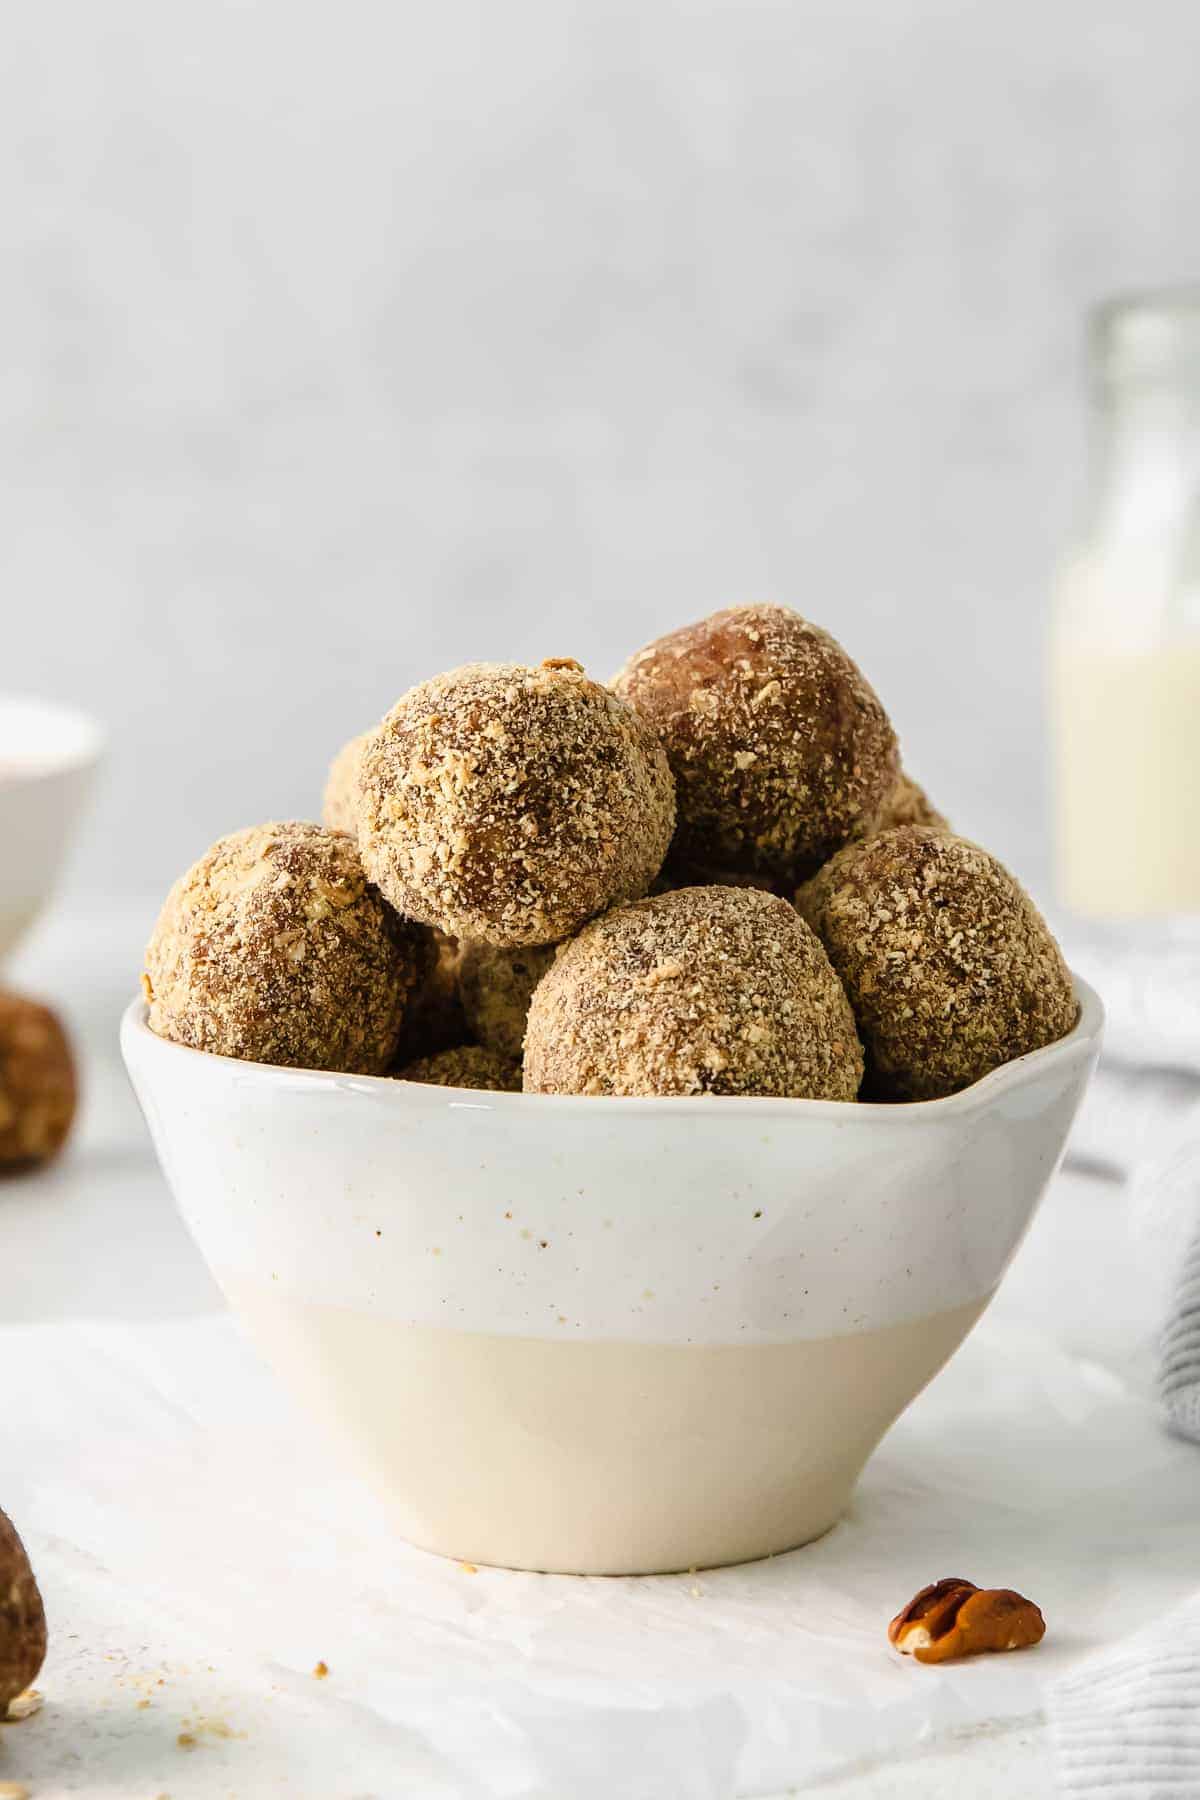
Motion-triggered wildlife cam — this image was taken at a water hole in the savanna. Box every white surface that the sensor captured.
[6,0,1200,910]
[0,907,1193,1797]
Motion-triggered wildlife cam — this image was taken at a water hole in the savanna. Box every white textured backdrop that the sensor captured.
[4,0,1199,905]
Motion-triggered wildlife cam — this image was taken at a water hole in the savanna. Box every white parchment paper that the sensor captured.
[4,1277,1197,1800]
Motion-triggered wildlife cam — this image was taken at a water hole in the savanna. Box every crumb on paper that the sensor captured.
[312,1661,329,1680]
[176,1732,197,1751]
[6,1689,42,1721]
[459,1562,478,1575]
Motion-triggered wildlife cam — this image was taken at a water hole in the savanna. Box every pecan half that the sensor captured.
[888,1577,1045,1663]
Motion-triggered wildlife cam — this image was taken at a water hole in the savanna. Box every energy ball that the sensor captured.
[395,928,467,1063]
[144,822,423,1073]
[524,885,863,1100]
[796,826,1078,1101]
[397,1043,521,1092]
[456,940,555,1060]
[322,732,367,835]
[860,770,947,839]
[0,992,77,1170]
[356,660,675,947]
[0,1507,47,1711]
[654,860,788,898]
[613,604,898,885]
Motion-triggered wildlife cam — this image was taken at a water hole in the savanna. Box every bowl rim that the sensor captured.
[120,974,1103,1123]
[0,693,107,780]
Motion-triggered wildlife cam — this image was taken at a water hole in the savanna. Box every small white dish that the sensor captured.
[0,695,104,963]
[122,979,1103,1575]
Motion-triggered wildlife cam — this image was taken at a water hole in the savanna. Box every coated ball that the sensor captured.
[144,822,423,1073]
[397,1043,521,1092]
[524,885,863,1099]
[456,940,555,1060]
[357,659,675,946]
[796,826,1078,1101]
[322,733,367,835]
[0,993,76,1170]
[613,604,898,885]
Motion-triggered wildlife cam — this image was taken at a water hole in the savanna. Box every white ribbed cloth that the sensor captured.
[1061,924,1200,1446]
[1161,1220,1200,1443]
[1067,1061,1200,1443]
[1050,1596,1200,1798]
[1050,933,1200,1797]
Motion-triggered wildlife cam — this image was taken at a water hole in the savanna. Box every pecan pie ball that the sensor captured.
[455,940,555,1060]
[393,927,467,1063]
[796,827,1078,1101]
[356,659,675,947]
[0,992,77,1170]
[858,770,948,840]
[396,1043,521,1092]
[143,822,423,1073]
[613,604,898,885]
[322,732,368,835]
[0,1507,47,1709]
[524,885,863,1099]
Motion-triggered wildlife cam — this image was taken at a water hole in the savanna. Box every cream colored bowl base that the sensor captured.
[221,1279,986,1575]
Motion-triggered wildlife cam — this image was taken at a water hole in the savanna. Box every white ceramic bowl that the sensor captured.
[122,980,1102,1575]
[0,696,104,964]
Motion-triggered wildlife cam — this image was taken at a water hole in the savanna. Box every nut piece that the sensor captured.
[0,1508,47,1712]
[888,1577,1045,1664]
[357,660,676,946]
[0,993,77,1170]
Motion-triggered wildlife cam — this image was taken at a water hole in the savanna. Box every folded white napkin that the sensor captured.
[1161,1221,1200,1444]
[1061,924,1200,1447]
[1050,1594,1200,1798]
[1048,933,1200,1796]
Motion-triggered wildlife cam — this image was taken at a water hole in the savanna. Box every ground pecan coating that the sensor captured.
[144,822,422,1073]
[613,604,898,885]
[321,732,368,835]
[796,827,1077,1101]
[524,885,863,1099]
[455,940,555,1060]
[357,660,675,947]
[396,1043,521,1092]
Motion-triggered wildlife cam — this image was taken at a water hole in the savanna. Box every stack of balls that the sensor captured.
[143,605,1078,1102]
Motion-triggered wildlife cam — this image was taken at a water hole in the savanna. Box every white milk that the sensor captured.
[1054,635,1200,917]
[1053,293,1200,922]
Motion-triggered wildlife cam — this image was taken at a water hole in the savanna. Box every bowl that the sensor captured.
[0,696,104,964]
[121,980,1102,1575]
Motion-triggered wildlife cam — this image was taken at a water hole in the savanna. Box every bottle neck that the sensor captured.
[1090,382,1200,544]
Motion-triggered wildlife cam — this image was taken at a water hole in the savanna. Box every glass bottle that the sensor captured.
[1054,291,1200,919]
